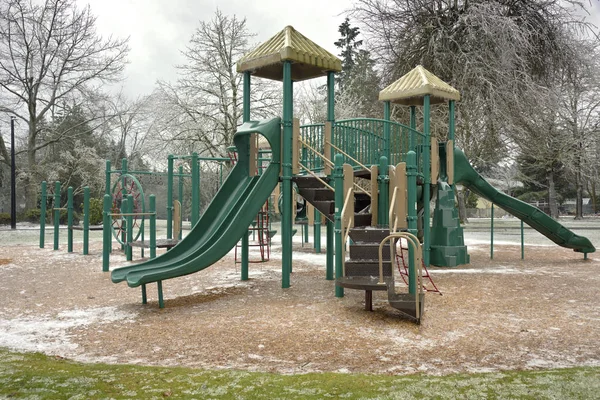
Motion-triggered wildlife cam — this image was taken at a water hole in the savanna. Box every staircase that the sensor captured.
[293,174,424,322]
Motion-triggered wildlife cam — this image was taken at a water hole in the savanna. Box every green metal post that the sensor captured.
[67,186,73,253]
[410,106,417,150]
[40,181,47,248]
[178,165,184,240]
[53,181,60,250]
[334,154,344,298]
[167,155,174,239]
[102,194,111,272]
[83,186,90,255]
[423,95,431,266]
[383,101,391,161]
[378,156,389,226]
[490,204,494,260]
[105,160,111,196]
[314,209,321,253]
[407,151,418,295]
[326,71,335,281]
[219,163,223,188]
[125,196,133,261]
[281,61,293,288]
[448,101,455,142]
[521,219,524,260]
[241,71,251,282]
[120,159,128,250]
[150,195,156,259]
[157,281,164,309]
[141,285,147,304]
[191,152,199,226]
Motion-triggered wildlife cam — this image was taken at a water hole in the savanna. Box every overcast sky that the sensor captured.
[77,0,351,97]
[77,0,600,98]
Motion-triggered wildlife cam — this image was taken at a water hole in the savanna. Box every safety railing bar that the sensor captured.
[299,138,334,167]
[328,141,370,172]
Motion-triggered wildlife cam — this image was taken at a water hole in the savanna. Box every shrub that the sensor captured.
[0,213,10,225]
[88,198,104,225]
[23,209,42,223]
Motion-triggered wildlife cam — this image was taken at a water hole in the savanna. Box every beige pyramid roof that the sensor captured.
[236,26,342,82]
[379,65,460,106]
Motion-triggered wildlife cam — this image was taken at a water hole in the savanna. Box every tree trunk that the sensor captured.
[456,187,468,224]
[575,169,583,220]
[25,120,38,210]
[591,181,597,214]
[547,169,559,219]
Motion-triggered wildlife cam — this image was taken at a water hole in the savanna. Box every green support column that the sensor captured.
[102,194,111,272]
[178,165,184,240]
[383,101,391,161]
[241,71,251,281]
[406,151,418,295]
[191,152,199,226]
[53,181,60,250]
[314,209,321,253]
[448,100,456,188]
[149,195,157,259]
[120,159,128,250]
[40,181,47,248]
[67,186,73,253]
[105,160,111,196]
[410,106,417,150]
[167,155,174,239]
[125,196,132,261]
[378,156,389,226]
[83,186,90,255]
[281,61,293,288]
[423,94,431,266]
[326,71,335,281]
[491,204,494,260]
[334,154,344,298]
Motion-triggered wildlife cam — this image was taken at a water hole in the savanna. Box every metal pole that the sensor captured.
[102,194,111,272]
[191,152,199,226]
[521,219,524,260]
[241,71,251,282]
[83,186,90,255]
[167,155,174,239]
[150,195,156,259]
[126,194,133,261]
[423,94,431,267]
[120,159,128,250]
[378,156,389,225]
[334,154,344,298]
[105,160,111,196]
[314,208,321,253]
[409,106,416,150]
[490,203,494,259]
[383,101,391,161]
[281,61,293,288]
[407,151,418,295]
[326,71,335,281]
[40,181,47,248]
[178,165,184,240]
[53,181,60,250]
[67,186,73,253]
[10,116,16,229]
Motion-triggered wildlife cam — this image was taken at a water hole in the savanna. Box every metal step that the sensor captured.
[293,175,328,188]
[353,213,372,227]
[336,276,389,291]
[350,243,390,260]
[348,227,390,243]
[312,200,334,215]
[388,292,425,322]
[345,260,392,277]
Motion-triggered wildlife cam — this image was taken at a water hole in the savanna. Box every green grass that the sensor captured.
[0,348,598,399]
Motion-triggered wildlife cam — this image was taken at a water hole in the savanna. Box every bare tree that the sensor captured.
[157,10,279,158]
[0,0,128,208]
[557,40,600,219]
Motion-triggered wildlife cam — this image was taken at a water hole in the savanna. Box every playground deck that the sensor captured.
[0,235,598,375]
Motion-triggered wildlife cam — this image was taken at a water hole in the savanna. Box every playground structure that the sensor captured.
[108,26,595,322]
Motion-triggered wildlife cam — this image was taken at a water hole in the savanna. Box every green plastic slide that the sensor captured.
[454,148,595,254]
[111,118,281,287]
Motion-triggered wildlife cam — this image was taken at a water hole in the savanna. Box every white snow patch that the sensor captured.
[0,306,135,355]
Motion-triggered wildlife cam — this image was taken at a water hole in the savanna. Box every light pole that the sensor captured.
[10,116,16,230]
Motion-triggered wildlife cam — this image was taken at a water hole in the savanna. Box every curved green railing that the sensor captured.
[299,118,426,174]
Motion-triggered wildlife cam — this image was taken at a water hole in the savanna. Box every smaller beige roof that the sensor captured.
[379,65,460,105]
[236,26,342,82]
